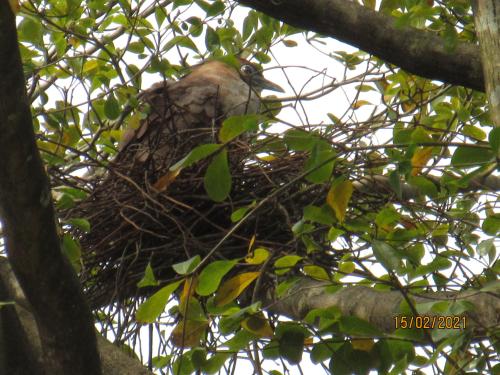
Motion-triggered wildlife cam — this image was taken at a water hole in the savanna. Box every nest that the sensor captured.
[62,125,341,308]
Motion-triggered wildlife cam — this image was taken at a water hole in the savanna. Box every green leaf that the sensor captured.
[172,351,194,375]
[18,17,43,45]
[303,205,335,225]
[104,94,120,120]
[154,7,166,26]
[462,125,486,141]
[66,217,91,232]
[137,262,159,288]
[135,280,183,323]
[128,41,145,54]
[284,129,317,151]
[375,206,400,229]
[191,348,207,371]
[372,240,402,272]
[279,327,305,364]
[231,203,254,222]
[477,238,495,258]
[327,227,345,242]
[202,353,231,374]
[274,255,302,275]
[225,330,258,351]
[170,144,222,170]
[489,127,500,154]
[303,265,329,280]
[389,170,402,199]
[482,214,500,236]
[339,316,382,336]
[204,149,231,202]
[205,1,225,17]
[408,176,438,198]
[242,11,257,41]
[451,146,494,167]
[219,115,258,143]
[172,255,201,275]
[443,24,458,52]
[205,26,220,52]
[196,259,238,296]
[304,143,336,184]
[163,35,198,53]
[311,340,336,364]
[62,234,81,271]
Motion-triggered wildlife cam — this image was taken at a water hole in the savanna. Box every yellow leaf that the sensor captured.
[152,169,180,192]
[257,155,276,162]
[247,234,256,253]
[411,147,433,176]
[401,101,416,113]
[215,272,260,306]
[82,60,99,73]
[179,276,197,315]
[304,337,314,346]
[245,248,270,265]
[171,318,208,348]
[351,338,375,352]
[326,179,353,223]
[352,100,371,109]
[241,312,273,338]
[68,37,80,48]
[9,0,20,13]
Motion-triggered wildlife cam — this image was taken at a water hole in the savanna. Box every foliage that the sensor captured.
[7,0,499,374]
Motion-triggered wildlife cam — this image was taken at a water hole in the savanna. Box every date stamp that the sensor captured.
[394,315,467,330]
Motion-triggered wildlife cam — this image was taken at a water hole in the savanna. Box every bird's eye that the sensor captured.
[240,64,255,75]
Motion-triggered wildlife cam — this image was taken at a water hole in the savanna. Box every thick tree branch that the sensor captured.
[236,0,484,91]
[472,0,500,126]
[0,3,101,374]
[0,258,154,375]
[354,171,500,201]
[265,278,500,340]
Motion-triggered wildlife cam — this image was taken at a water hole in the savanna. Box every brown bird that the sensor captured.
[118,58,284,164]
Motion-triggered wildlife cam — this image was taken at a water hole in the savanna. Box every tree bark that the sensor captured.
[354,170,500,201]
[0,257,154,375]
[265,278,500,340]
[237,0,484,92]
[472,0,500,127]
[0,3,101,374]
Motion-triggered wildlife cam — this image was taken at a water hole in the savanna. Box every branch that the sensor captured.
[472,0,500,126]
[0,258,154,375]
[236,0,484,91]
[354,172,500,200]
[0,4,101,374]
[265,278,500,339]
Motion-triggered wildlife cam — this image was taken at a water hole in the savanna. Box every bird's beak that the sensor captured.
[253,76,285,93]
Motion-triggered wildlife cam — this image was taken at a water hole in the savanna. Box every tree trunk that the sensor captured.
[472,0,500,127]
[0,257,154,375]
[0,3,101,374]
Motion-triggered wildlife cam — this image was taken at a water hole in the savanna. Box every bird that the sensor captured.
[74,58,283,306]
[117,57,284,165]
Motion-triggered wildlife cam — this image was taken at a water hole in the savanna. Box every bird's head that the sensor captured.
[188,57,284,94]
[236,58,284,93]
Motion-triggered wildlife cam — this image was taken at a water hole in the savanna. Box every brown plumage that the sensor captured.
[118,58,283,165]
[67,58,283,306]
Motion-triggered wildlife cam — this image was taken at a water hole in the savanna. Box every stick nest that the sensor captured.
[59,120,346,308]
